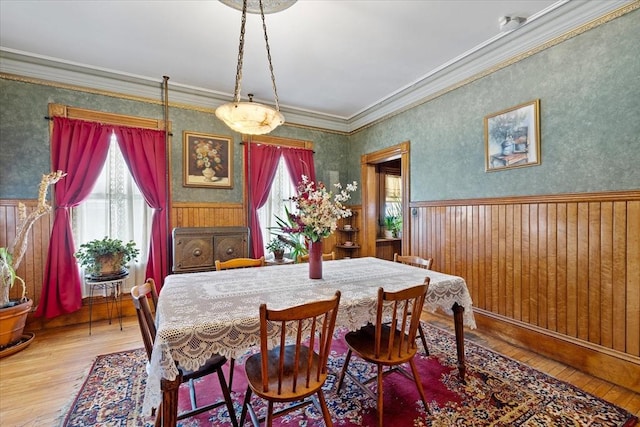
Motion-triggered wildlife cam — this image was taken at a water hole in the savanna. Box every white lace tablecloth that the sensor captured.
[142,257,476,413]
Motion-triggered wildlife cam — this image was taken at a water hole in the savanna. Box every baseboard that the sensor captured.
[473,309,640,393]
[25,296,137,331]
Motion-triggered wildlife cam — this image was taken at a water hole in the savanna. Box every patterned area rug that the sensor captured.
[62,323,638,427]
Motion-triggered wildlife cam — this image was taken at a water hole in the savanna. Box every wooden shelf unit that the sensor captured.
[336,213,360,259]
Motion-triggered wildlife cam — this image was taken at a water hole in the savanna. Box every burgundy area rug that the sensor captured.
[62,323,638,427]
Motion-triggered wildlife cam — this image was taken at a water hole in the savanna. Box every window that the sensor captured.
[378,164,402,226]
[257,156,296,258]
[384,173,402,218]
[72,133,152,295]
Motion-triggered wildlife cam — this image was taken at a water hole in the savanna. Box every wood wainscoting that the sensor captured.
[170,201,246,229]
[409,190,640,392]
[0,199,52,309]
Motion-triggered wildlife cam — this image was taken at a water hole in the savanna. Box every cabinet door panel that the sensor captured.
[172,227,249,273]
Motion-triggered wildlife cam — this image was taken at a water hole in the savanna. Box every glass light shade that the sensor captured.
[215,101,285,135]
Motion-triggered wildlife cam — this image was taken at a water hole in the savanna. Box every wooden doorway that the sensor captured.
[360,142,410,257]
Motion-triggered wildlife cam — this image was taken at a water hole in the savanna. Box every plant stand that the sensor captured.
[86,273,127,335]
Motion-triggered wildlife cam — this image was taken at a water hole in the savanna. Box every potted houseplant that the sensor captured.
[392,215,402,238]
[384,215,402,238]
[266,236,289,262]
[74,237,140,278]
[0,171,66,355]
[270,207,308,263]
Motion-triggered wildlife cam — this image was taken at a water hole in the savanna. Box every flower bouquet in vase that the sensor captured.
[277,176,357,279]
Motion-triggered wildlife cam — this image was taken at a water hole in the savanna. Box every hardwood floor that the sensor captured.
[0,314,638,427]
[0,317,142,427]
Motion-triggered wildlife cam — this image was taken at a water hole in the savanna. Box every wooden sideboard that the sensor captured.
[172,226,249,273]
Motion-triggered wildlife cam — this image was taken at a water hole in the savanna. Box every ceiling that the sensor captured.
[0,0,631,132]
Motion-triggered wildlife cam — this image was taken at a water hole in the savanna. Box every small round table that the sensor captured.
[85,271,128,335]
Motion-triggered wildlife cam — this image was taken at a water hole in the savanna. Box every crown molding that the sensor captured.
[0,0,634,134]
[348,0,635,132]
[0,49,351,134]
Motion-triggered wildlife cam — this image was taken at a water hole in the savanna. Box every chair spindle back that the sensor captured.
[259,291,341,395]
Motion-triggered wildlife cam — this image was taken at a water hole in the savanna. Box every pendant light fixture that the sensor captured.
[216,0,295,135]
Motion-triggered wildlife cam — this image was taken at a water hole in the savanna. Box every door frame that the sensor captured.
[360,141,410,257]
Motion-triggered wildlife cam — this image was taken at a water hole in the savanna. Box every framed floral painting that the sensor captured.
[484,99,541,172]
[183,131,233,188]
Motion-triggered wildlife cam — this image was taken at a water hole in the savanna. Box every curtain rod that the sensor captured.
[43,116,174,136]
[239,141,315,153]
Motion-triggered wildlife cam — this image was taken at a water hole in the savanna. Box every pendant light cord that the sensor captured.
[259,0,281,111]
[232,0,281,111]
[232,0,247,103]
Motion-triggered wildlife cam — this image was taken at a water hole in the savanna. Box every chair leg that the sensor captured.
[239,386,253,426]
[409,359,430,415]
[418,323,429,355]
[154,403,162,427]
[316,390,334,427]
[266,401,274,427]
[336,349,352,391]
[376,363,384,427]
[228,357,236,391]
[247,402,261,427]
[217,368,238,427]
[188,378,197,409]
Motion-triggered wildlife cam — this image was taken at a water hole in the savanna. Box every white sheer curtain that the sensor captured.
[257,156,296,259]
[72,133,152,296]
[385,174,402,216]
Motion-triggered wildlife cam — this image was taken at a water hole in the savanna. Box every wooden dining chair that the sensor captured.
[393,253,432,354]
[239,290,342,427]
[131,281,238,427]
[215,256,265,270]
[214,255,263,392]
[393,253,433,270]
[214,255,265,390]
[336,279,431,427]
[297,251,335,263]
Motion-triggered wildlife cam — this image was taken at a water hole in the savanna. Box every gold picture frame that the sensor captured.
[484,99,541,172]
[183,131,233,188]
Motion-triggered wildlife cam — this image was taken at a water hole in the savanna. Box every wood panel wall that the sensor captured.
[0,200,53,307]
[376,238,401,261]
[170,202,245,230]
[410,190,640,391]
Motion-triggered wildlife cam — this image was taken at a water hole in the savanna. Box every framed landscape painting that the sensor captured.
[484,99,540,172]
[183,131,233,188]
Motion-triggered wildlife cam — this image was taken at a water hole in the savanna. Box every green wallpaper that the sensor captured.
[348,9,640,202]
[0,81,348,201]
[1,9,638,203]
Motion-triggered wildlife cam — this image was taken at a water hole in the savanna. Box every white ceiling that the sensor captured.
[0,0,631,132]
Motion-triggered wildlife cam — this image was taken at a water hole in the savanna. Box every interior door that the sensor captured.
[360,142,410,257]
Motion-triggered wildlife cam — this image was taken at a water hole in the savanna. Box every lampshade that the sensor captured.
[219,0,296,14]
[215,99,285,135]
[215,0,292,135]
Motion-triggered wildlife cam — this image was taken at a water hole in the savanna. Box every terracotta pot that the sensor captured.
[0,298,33,348]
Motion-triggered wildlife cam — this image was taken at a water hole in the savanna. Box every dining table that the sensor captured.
[142,256,477,426]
